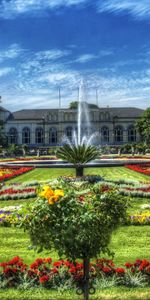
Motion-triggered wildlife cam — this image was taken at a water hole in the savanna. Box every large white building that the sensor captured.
[0,104,144,147]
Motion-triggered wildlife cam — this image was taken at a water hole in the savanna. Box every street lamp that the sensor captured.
[42,116,45,146]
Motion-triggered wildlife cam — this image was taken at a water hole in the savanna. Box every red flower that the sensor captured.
[115,268,125,274]
[124,262,133,268]
[44,258,52,264]
[53,260,63,267]
[102,267,112,273]
[39,275,49,284]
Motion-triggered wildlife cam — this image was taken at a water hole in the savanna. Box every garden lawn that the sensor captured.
[1,287,150,300]
[7,166,150,183]
[0,226,150,266]
[0,226,150,299]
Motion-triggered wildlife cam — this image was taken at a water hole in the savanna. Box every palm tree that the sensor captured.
[57,143,99,177]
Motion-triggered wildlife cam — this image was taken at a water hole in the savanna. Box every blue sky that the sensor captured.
[0,0,150,111]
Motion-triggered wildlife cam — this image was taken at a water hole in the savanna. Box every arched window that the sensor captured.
[9,128,18,144]
[114,126,123,142]
[101,126,109,143]
[22,127,30,144]
[35,127,44,144]
[66,126,73,141]
[128,125,136,142]
[49,128,57,144]
[48,114,52,121]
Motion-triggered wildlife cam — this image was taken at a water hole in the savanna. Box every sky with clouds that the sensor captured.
[0,0,150,111]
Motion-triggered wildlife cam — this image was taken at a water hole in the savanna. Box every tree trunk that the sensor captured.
[83,257,90,300]
[76,165,84,177]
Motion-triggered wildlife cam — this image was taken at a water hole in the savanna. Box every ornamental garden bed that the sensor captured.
[126,164,150,176]
[0,256,150,289]
[0,167,34,182]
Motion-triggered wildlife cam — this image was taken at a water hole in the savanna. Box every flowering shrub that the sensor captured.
[22,180,128,299]
[126,164,150,176]
[23,181,128,259]
[0,257,150,289]
[0,167,34,182]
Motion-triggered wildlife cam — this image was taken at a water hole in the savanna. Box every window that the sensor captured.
[9,128,18,144]
[101,126,109,142]
[49,128,57,144]
[99,112,104,121]
[53,114,57,121]
[35,127,44,144]
[128,126,136,142]
[22,127,30,144]
[64,113,68,122]
[66,126,73,141]
[114,126,123,142]
[105,112,110,120]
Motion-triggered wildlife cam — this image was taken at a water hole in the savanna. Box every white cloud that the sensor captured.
[0,0,87,19]
[76,54,97,63]
[76,50,113,63]
[0,67,14,77]
[98,0,150,20]
[36,49,71,61]
[0,44,23,62]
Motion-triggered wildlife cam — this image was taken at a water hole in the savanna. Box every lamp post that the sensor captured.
[42,116,45,146]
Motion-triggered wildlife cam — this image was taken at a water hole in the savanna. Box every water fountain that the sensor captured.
[63,79,97,147]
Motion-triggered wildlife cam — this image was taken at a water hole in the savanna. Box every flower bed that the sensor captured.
[128,211,150,225]
[126,164,150,176]
[96,178,150,198]
[0,185,36,200]
[0,256,150,289]
[0,207,22,227]
[0,167,34,182]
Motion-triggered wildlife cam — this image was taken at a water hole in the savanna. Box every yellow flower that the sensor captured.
[39,186,54,199]
[54,189,64,198]
[39,185,64,205]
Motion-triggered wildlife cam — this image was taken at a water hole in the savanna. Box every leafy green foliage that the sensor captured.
[136,107,150,144]
[57,144,99,165]
[23,181,128,261]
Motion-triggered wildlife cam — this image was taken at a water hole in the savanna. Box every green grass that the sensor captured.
[0,287,150,300]
[8,166,150,183]
[0,226,150,265]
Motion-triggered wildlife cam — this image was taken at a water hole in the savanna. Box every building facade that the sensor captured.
[0,105,144,147]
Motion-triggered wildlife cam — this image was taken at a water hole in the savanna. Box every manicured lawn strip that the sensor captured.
[0,287,150,300]
[0,227,58,264]
[85,167,150,181]
[8,168,75,183]
[0,226,150,266]
[7,166,150,183]
[0,198,35,208]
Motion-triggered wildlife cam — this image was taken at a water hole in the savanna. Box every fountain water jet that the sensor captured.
[62,79,98,147]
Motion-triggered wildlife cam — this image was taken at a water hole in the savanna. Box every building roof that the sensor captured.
[100,107,145,118]
[0,106,10,113]
[8,107,144,121]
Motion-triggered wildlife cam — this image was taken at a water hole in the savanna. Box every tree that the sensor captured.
[0,120,7,147]
[23,182,128,300]
[69,102,99,109]
[136,107,150,144]
[57,144,99,176]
